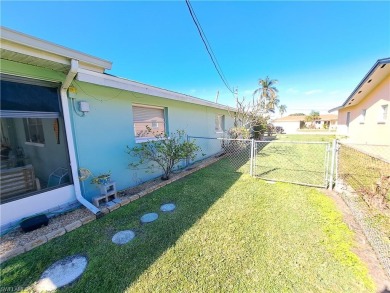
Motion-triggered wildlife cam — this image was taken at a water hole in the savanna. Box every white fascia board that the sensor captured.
[328,106,342,113]
[1,26,112,71]
[76,69,234,112]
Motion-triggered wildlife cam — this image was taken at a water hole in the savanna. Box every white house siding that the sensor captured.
[273,121,301,133]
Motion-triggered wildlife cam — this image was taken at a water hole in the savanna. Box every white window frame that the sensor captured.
[215,114,225,133]
[24,118,45,147]
[359,109,366,124]
[132,104,166,143]
[378,104,388,124]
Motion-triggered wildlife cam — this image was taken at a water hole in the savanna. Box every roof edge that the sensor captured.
[76,69,235,112]
[341,57,390,108]
[1,26,112,70]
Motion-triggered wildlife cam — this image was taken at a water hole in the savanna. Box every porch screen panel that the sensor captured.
[1,80,60,113]
[0,75,72,204]
[133,106,165,139]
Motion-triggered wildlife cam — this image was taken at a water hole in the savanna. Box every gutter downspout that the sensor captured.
[60,59,102,217]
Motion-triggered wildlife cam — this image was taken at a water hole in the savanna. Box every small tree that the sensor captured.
[305,110,320,129]
[127,130,200,180]
[228,96,269,139]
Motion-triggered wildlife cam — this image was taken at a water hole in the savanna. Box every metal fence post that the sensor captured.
[186,135,190,167]
[328,139,337,190]
[250,139,254,176]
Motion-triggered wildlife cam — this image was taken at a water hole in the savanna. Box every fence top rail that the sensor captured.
[188,136,252,142]
[254,140,330,145]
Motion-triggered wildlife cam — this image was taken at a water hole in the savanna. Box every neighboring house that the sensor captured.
[0,27,234,229]
[306,114,338,130]
[329,58,390,144]
[273,114,337,133]
[272,115,306,133]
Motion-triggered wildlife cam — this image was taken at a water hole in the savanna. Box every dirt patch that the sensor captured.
[322,189,390,292]
[0,208,93,255]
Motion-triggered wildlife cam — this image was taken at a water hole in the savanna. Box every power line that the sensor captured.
[185,0,234,94]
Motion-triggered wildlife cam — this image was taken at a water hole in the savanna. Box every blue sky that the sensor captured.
[1,1,390,115]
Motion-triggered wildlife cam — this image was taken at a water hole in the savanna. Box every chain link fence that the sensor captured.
[253,141,331,187]
[336,141,390,278]
[188,136,390,277]
[188,136,252,173]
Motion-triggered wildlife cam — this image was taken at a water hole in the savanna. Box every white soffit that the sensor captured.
[1,48,70,73]
[1,27,112,73]
[343,61,390,108]
[76,69,233,112]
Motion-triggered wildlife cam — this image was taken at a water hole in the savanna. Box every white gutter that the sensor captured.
[77,69,235,112]
[60,59,102,216]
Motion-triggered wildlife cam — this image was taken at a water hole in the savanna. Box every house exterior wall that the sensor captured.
[1,58,234,227]
[273,121,301,133]
[337,75,390,144]
[70,81,234,201]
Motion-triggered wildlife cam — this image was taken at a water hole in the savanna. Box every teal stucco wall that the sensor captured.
[70,81,234,201]
[0,59,234,202]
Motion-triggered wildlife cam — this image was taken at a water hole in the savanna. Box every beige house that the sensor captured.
[273,114,337,133]
[329,58,390,145]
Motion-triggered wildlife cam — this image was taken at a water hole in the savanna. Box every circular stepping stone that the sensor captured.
[112,230,135,245]
[35,255,87,292]
[140,212,158,223]
[160,203,176,212]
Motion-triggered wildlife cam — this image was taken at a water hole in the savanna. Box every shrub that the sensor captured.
[127,130,201,180]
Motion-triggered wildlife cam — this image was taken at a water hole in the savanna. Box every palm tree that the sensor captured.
[279,104,287,117]
[253,76,279,112]
[305,110,320,129]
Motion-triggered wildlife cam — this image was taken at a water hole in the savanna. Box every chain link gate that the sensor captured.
[252,140,331,188]
[187,136,332,188]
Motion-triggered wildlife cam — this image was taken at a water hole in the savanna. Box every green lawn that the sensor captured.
[338,143,390,242]
[251,134,336,187]
[1,159,374,292]
[275,134,336,142]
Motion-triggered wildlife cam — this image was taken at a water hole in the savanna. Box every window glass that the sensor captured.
[380,105,388,122]
[360,109,366,124]
[133,106,165,141]
[346,112,350,127]
[215,114,225,132]
[24,118,45,144]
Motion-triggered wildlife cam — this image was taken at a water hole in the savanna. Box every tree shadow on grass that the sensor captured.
[0,159,243,292]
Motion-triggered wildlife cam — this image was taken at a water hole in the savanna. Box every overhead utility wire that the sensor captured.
[186,0,230,90]
[185,0,234,94]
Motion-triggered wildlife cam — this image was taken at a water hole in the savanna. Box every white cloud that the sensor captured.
[304,89,323,95]
[286,88,299,94]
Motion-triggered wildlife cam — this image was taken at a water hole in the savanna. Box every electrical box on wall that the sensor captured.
[79,101,90,112]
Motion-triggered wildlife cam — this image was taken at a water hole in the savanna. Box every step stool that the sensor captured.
[92,181,118,207]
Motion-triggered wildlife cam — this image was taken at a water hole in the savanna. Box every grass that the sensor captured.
[0,159,375,292]
[339,144,390,241]
[276,134,336,142]
[251,134,336,187]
